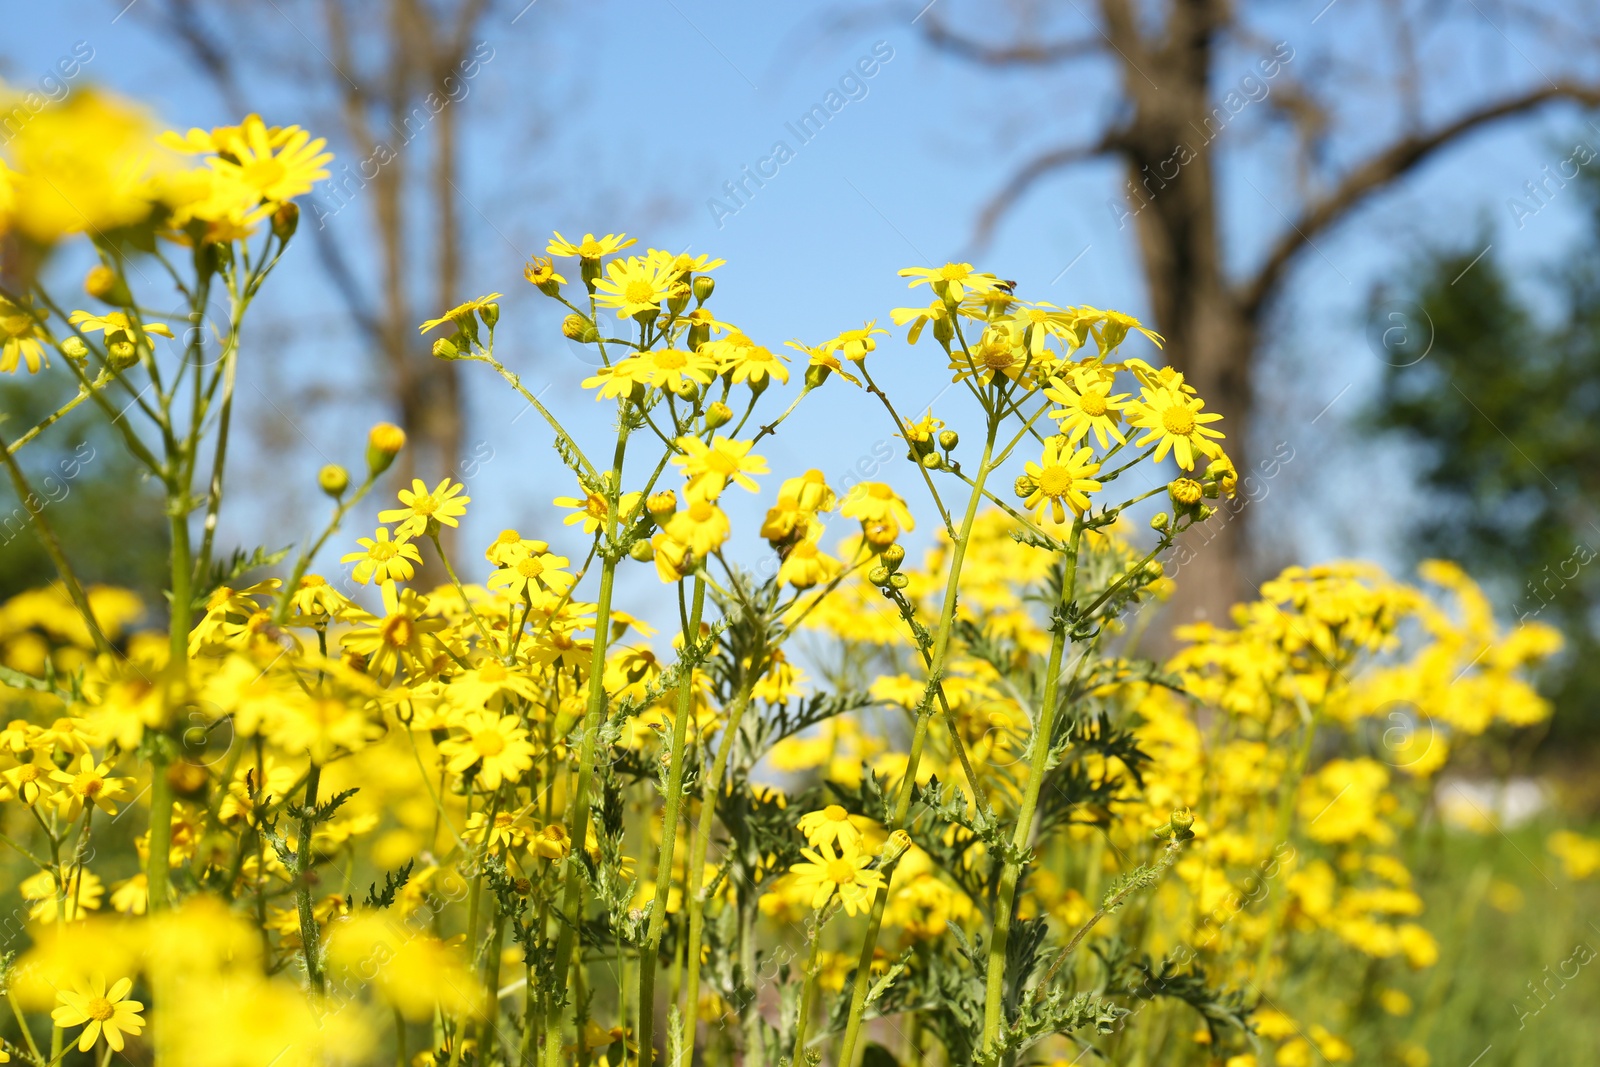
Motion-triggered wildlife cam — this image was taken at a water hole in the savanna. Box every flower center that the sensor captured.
[369,541,398,561]
[411,495,438,516]
[475,730,506,757]
[689,501,716,521]
[87,997,115,1022]
[481,661,508,682]
[1161,406,1195,435]
[242,158,287,190]
[381,614,414,647]
[824,804,848,822]
[1079,393,1107,417]
[1038,466,1075,497]
[937,264,970,281]
[624,280,658,305]
[707,453,739,474]
[826,859,858,885]
[74,773,104,797]
[516,557,546,579]
[16,764,41,782]
[654,349,686,370]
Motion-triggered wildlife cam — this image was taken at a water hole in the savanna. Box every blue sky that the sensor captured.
[5,0,1596,619]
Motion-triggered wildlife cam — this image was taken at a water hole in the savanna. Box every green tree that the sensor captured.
[1366,177,1600,740]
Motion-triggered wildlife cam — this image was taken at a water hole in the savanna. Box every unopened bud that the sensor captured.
[1169,807,1194,833]
[692,276,715,303]
[868,566,891,587]
[888,572,910,590]
[107,340,138,369]
[318,464,350,498]
[1014,475,1037,498]
[272,202,300,241]
[85,264,129,305]
[671,376,700,402]
[562,313,598,343]
[921,452,942,470]
[629,540,655,562]
[366,422,407,475]
[1150,512,1170,531]
[432,337,460,360]
[647,491,678,522]
[478,302,500,330]
[938,430,959,451]
[667,283,691,315]
[880,829,913,865]
[61,337,89,360]
[880,544,905,571]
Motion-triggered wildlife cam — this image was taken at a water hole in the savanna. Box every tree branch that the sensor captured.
[1241,81,1600,317]
[920,13,1099,66]
[969,134,1121,253]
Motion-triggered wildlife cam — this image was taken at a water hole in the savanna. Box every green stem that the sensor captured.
[836,414,1001,1067]
[541,416,632,1067]
[981,520,1083,1054]
[295,762,325,993]
[678,651,763,1062]
[637,577,706,1067]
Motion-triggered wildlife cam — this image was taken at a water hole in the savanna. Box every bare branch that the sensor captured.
[969,135,1120,253]
[920,13,1099,66]
[1240,81,1600,317]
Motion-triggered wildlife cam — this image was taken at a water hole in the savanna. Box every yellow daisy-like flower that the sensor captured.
[0,297,50,375]
[706,332,790,385]
[1080,306,1163,351]
[824,321,889,364]
[1044,369,1130,449]
[205,115,332,203]
[889,300,951,346]
[554,489,644,535]
[52,976,145,1053]
[1023,439,1102,523]
[159,114,296,155]
[788,841,884,915]
[464,809,531,854]
[898,262,1000,302]
[379,478,471,538]
[671,436,768,499]
[663,497,732,559]
[50,755,134,820]
[548,230,636,260]
[777,532,840,590]
[439,712,537,789]
[950,323,1031,387]
[0,761,54,805]
[796,804,865,851]
[784,339,861,387]
[418,293,502,336]
[1127,385,1225,470]
[67,310,175,343]
[341,526,423,585]
[523,256,566,289]
[643,248,726,276]
[840,482,915,532]
[631,346,720,392]
[486,544,575,600]
[593,257,674,319]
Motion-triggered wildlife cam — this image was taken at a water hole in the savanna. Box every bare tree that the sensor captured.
[918,0,1600,625]
[145,0,501,503]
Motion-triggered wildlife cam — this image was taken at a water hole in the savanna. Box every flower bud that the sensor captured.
[272,202,300,242]
[1168,478,1203,509]
[888,572,910,590]
[562,313,598,344]
[61,337,89,360]
[318,464,350,498]
[629,540,655,562]
[880,544,905,571]
[647,490,678,522]
[366,422,407,475]
[1197,505,1215,521]
[85,264,130,305]
[938,430,959,451]
[432,337,461,360]
[1169,807,1194,834]
[692,276,715,303]
[1150,512,1170,531]
[880,829,913,865]
[667,282,691,316]
[921,452,942,470]
[107,340,138,369]
[671,376,700,402]
[1014,475,1037,498]
[478,302,500,330]
[868,566,891,587]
